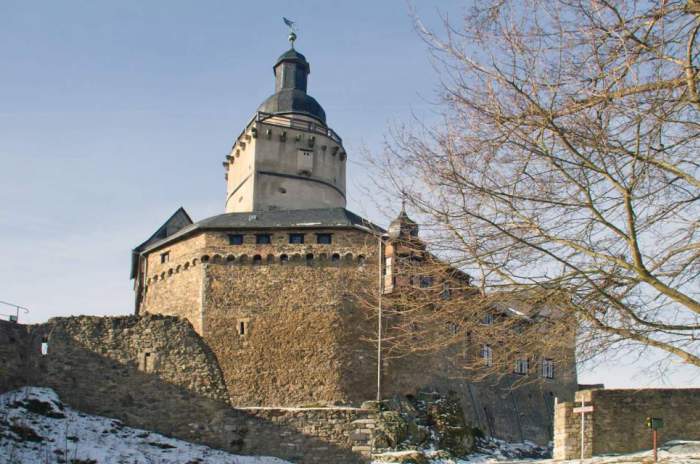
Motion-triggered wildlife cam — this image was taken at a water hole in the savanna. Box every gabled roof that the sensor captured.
[133,207,385,259]
[130,207,193,279]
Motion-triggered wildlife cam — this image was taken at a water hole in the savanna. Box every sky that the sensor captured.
[0,0,697,388]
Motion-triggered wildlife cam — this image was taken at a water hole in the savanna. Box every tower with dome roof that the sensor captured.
[223,44,347,213]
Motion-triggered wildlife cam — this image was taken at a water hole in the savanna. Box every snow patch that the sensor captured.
[0,386,291,464]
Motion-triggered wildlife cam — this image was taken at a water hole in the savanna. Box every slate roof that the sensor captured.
[137,207,385,255]
[258,88,326,124]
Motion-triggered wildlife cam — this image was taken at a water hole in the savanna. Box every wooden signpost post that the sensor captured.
[573,402,594,460]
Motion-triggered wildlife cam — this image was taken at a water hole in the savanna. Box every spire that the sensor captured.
[388,199,419,239]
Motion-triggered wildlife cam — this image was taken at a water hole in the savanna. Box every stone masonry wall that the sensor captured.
[200,228,379,407]
[554,388,700,459]
[0,315,378,463]
[142,233,206,333]
[140,226,577,444]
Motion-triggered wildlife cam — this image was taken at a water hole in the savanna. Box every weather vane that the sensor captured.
[283,17,297,48]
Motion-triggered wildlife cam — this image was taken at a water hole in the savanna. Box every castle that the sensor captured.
[129,39,578,444]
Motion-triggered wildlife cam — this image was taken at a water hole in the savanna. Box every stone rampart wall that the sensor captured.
[0,315,376,463]
[554,388,700,459]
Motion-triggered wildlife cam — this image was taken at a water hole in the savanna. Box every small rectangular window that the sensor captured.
[229,234,244,245]
[441,282,451,299]
[160,252,170,264]
[238,320,248,336]
[256,234,271,244]
[514,358,529,375]
[542,359,554,379]
[289,233,305,244]
[316,233,332,244]
[482,313,494,325]
[419,276,433,288]
[480,344,493,367]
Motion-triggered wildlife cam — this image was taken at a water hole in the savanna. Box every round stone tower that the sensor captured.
[224,46,347,213]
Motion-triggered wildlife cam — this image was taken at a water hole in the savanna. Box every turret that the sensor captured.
[224,38,346,213]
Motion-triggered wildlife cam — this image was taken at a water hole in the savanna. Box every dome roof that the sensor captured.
[258,47,327,124]
[275,49,309,67]
[258,88,326,123]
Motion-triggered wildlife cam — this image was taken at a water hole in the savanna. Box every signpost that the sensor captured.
[573,402,594,460]
[646,417,664,462]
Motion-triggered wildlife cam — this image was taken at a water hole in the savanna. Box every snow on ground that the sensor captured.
[372,439,700,463]
[0,386,291,464]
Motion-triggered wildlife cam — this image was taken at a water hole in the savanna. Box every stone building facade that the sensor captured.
[130,41,578,446]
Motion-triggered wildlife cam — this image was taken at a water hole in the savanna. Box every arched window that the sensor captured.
[201,255,210,263]
[344,253,353,264]
[266,254,275,264]
[291,253,302,263]
[212,254,222,263]
[357,255,366,266]
[305,253,314,266]
[280,254,289,264]
[253,254,262,265]
[331,253,340,264]
[238,254,248,264]
[226,255,235,263]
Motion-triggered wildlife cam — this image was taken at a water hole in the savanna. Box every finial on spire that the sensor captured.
[283,17,297,48]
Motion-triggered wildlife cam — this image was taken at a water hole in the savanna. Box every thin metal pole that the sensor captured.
[580,400,585,460]
[0,300,29,323]
[653,429,658,462]
[377,234,383,401]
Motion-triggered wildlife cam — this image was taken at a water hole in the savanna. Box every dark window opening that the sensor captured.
[228,234,244,245]
[419,276,433,288]
[316,233,332,244]
[256,234,271,245]
[238,321,247,336]
[289,233,305,244]
[280,254,289,264]
[160,252,170,264]
[305,253,314,265]
[252,254,262,265]
[331,253,340,263]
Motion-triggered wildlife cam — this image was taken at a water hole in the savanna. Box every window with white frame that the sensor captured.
[480,344,493,366]
[542,358,554,379]
[514,358,529,375]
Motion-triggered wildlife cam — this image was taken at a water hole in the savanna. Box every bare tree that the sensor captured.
[373,0,700,372]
